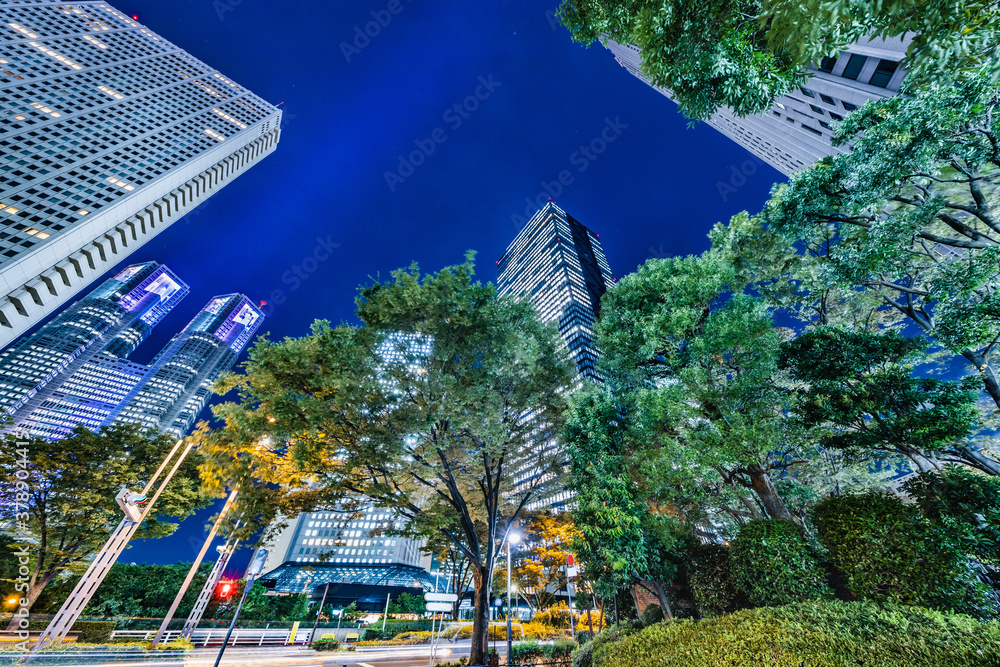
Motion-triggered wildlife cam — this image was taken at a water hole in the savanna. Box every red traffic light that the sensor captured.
[217,580,234,599]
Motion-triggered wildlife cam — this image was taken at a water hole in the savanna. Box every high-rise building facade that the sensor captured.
[497,202,614,382]
[604,36,908,174]
[0,261,263,438]
[0,1,281,348]
[497,202,614,509]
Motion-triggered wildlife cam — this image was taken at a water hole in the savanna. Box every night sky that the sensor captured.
[100,0,782,570]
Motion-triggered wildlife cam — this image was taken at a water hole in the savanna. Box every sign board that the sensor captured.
[567,554,575,567]
[426,602,453,612]
[424,592,459,603]
[567,566,579,578]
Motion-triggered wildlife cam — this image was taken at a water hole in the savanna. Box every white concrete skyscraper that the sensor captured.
[0,1,281,348]
[604,37,908,175]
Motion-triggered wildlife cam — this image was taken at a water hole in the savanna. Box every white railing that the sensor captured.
[111,628,311,647]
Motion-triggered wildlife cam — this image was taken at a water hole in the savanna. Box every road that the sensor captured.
[0,640,493,667]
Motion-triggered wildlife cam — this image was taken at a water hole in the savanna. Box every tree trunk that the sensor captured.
[598,598,604,632]
[962,349,1000,410]
[4,577,50,631]
[956,446,1000,476]
[638,579,673,620]
[470,565,490,666]
[746,466,793,521]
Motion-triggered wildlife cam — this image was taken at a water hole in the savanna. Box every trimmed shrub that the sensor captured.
[153,639,193,652]
[688,542,743,618]
[68,621,117,644]
[729,519,832,607]
[520,621,559,639]
[311,638,341,651]
[812,492,996,618]
[572,624,640,667]
[591,600,1000,667]
[533,602,577,628]
[639,604,663,626]
[393,631,433,641]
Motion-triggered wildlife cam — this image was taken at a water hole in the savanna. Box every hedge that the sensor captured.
[512,638,577,663]
[311,638,341,651]
[590,600,1000,667]
[729,518,833,607]
[572,624,640,667]
[812,492,997,618]
[687,542,743,618]
[26,619,117,644]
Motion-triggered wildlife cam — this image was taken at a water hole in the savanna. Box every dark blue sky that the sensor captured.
[106,0,782,569]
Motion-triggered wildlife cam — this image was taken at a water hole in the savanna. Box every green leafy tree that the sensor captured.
[558,1,999,120]
[85,562,212,618]
[780,327,990,473]
[0,423,207,625]
[763,76,1000,413]
[902,466,1000,567]
[195,255,575,666]
[596,253,801,520]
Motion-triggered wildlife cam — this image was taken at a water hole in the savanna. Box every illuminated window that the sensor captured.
[28,42,82,70]
[25,229,51,239]
[97,85,124,100]
[7,23,39,38]
[30,102,60,118]
[203,128,226,142]
[78,210,90,216]
[1,205,19,215]
[212,108,247,130]
[82,34,107,49]
[106,177,135,191]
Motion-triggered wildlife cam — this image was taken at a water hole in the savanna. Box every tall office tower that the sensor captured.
[111,294,263,435]
[0,2,281,348]
[1,262,262,438]
[603,36,908,175]
[497,201,614,382]
[0,261,188,433]
[497,202,614,509]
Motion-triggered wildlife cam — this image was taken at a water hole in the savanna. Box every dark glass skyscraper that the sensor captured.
[0,262,262,438]
[497,201,614,382]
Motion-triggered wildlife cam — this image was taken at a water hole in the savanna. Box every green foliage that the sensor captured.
[763,75,1000,424]
[81,562,212,619]
[311,638,341,651]
[152,639,193,652]
[513,639,577,663]
[572,624,640,667]
[0,424,208,613]
[812,492,996,617]
[212,581,308,622]
[687,543,743,618]
[781,327,980,466]
[903,466,1000,567]
[729,519,833,607]
[70,621,117,644]
[639,604,663,626]
[590,600,1000,667]
[558,1,999,121]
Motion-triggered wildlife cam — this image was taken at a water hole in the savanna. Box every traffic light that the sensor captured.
[216,579,235,600]
[115,486,147,522]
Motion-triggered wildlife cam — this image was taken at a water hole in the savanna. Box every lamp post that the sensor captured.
[506,532,520,666]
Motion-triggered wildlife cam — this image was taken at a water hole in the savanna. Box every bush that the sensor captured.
[687,542,744,618]
[152,639,193,652]
[393,631,433,641]
[533,602,577,628]
[812,492,997,618]
[572,624,640,667]
[639,604,663,626]
[450,623,512,641]
[512,639,577,664]
[311,638,341,651]
[520,621,559,639]
[590,600,1000,667]
[729,519,833,607]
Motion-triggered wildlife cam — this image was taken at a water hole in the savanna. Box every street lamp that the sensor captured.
[506,533,521,666]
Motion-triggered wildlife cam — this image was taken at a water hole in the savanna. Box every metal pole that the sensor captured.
[427,613,437,667]
[567,578,575,641]
[212,579,252,667]
[382,593,390,635]
[152,488,239,648]
[506,542,513,667]
[310,583,330,644]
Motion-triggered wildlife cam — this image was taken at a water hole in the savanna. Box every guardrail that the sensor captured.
[111,628,312,647]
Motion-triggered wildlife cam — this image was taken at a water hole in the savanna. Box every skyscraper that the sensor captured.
[0,1,281,348]
[497,202,614,509]
[497,202,614,382]
[603,36,908,174]
[0,262,263,438]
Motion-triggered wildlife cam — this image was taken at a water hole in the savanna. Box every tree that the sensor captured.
[0,423,207,626]
[85,562,212,618]
[596,253,802,520]
[780,327,993,473]
[763,76,1000,410]
[195,256,576,665]
[557,1,999,120]
[494,511,582,612]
